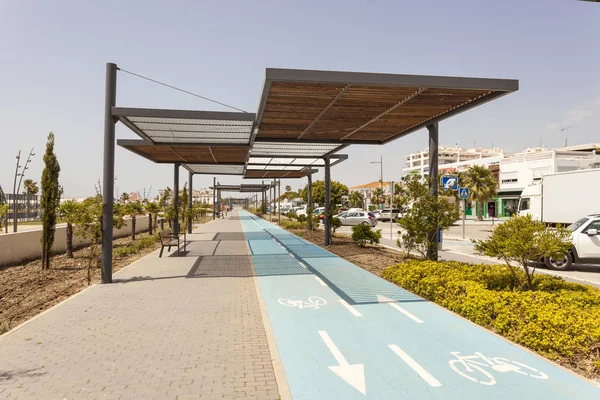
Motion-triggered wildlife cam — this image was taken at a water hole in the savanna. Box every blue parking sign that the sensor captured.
[441,175,459,191]
[459,187,470,199]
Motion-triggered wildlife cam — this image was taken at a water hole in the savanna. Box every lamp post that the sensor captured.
[370,155,383,209]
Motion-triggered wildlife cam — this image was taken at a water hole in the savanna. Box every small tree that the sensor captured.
[396,175,460,259]
[0,203,8,231]
[180,184,190,232]
[473,215,573,289]
[351,224,382,247]
[462,165,497,221]
[348,191,364,208]
[144,201,160,235]
[58,200,80,258]
[120,192,129,203]
[331,217,342,234]
[123,201,144,240]
[40,132,62,270]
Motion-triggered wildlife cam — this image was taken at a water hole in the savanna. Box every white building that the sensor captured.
[349,181,393,210]
[404,146,505,176]
[157,188,214,205]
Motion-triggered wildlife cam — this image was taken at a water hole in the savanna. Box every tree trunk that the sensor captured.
[132,216,136,240]
[477,201,484,221]
[148,213,153,235]
[66,223,73,258]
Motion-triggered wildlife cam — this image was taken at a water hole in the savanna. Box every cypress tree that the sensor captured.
[40,133,62,270]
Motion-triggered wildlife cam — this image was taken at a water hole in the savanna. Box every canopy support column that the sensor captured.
[188,171,193,234]
[307,174,313,230]
[324,156,331,246]
[101,62,117,284]
[427,122,439,261]
[212,177,216,220]
[261,180,265,214]
[277,179,281,224]
[173,163,180,234]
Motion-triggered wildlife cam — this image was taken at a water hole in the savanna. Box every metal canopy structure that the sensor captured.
[102,62,518,283]
[210,183,274,193]
[254,68,518,145]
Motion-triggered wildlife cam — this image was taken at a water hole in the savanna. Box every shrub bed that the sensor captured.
[382,260,600,377]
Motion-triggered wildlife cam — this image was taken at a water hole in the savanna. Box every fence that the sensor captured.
[3,193,41,223]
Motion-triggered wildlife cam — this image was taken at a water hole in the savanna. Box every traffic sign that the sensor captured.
[441,175,459,191]
[459,187,470,199]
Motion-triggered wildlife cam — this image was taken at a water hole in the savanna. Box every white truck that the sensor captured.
[518,168,600,225]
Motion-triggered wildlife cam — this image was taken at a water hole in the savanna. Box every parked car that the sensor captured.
[371,210,381,220]
[544,214,600,270]
[295,205,308,216]
[379,208,402,221]
[338,211,377,227]
[334,211,348,219]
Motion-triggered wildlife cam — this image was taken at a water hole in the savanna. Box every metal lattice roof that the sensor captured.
[183,164,245,175]
[250,141,343,157]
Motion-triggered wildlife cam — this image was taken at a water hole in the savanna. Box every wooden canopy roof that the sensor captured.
[254,68,518,145]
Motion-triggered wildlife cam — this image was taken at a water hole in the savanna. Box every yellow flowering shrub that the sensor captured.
[382,261,600,367]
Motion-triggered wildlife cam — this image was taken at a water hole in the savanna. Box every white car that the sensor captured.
[293,206,308,216]
[544,214,600,270]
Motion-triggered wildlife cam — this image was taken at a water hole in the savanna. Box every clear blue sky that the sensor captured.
[1,0,599,198]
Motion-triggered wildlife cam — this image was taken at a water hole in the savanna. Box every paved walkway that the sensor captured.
[0,213,280,400]
[1,210,599,399]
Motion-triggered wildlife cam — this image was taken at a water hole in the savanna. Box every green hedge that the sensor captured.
[382,261,600,364]
[114,235,159,258]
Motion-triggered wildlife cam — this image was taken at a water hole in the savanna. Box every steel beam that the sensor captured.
[188,171,193,234]
[101,62,117,284]
[324,156,331,246]
[213,177,216,220]
[112,107,256,122]
[307,173,313,230]
[427,122,439,261]
[173,163,180,234]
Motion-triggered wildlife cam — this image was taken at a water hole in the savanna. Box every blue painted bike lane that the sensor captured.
[239,211,600,400]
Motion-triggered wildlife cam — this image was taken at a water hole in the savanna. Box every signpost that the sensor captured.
[441,175,459,191]
[459,187,470,239]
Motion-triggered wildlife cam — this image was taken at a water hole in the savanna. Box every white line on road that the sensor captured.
[314,276,327,286]
[389,345,442,387]
[377,295,423,323]
[339,299,362,317]
[319,331,366,394]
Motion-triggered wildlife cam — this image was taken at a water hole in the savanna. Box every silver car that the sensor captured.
[338,211,377,227]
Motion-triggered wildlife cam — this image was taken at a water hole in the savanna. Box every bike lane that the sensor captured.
[240,211,600,399]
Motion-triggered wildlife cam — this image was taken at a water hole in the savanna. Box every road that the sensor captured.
[334,221,600,289]
[242,211,600,399]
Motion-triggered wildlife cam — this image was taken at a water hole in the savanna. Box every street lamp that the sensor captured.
[370,156,383,209]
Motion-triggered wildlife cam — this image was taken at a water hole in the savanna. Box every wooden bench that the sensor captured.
[159,230,186,257]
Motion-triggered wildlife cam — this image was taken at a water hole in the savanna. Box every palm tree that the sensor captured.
[120,192,129,204]
[144,201,161,235]
[462,165,497,221]
[123,201,144,240]
[23,179,39,195]
[285,185,292,193]
[58,200,80,258]
[372,187,385,208]
[349,191,364,208]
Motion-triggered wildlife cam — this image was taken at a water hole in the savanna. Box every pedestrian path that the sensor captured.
[240,210,600,399]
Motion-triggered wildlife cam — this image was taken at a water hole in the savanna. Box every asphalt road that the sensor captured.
[333,222,600,289]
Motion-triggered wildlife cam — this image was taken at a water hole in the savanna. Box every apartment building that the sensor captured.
[404,146,505,176]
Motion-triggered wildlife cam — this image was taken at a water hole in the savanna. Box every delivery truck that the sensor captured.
[518,168,600,225]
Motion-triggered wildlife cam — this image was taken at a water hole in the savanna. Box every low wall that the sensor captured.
[0,215,156,267]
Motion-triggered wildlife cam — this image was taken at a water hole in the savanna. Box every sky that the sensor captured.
[1,0,599,199]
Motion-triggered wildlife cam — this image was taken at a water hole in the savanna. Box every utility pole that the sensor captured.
[560,125,572,148]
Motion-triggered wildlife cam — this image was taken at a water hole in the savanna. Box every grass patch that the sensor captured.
[382,260,600,378]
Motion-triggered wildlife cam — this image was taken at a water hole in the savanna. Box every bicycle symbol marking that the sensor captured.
[448,352,549,385]
[278,296,327,310]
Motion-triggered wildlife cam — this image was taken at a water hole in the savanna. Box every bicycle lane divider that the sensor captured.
[240,212,600,398]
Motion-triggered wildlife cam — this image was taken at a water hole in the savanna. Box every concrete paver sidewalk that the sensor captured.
[0,212,280,400]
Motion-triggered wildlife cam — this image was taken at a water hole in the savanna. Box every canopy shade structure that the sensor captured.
[249,141,344,157]
[254,68,518,145]
[210,183,274,192]
[244,168,317,179]
[118,139,249,164]
[183,164,245,175]
[247,154,347,169]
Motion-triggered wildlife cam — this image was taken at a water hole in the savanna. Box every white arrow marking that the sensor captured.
[339,299,362,317]
[377,295,424,323]
[389,345,442,387]
[318,330,366,395]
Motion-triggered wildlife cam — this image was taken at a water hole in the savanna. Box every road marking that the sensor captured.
[339,299,362,317]
[377,294,423,323]
[314,276,327,286]
[318,331,366,395]
[389,345,442,387]
[298,262,307,269]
